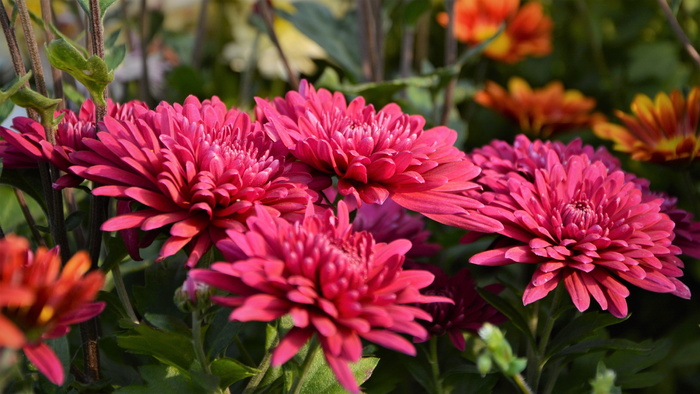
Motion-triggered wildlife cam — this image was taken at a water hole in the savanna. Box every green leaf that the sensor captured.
[476,288,535,345]
[0,72,32,105]
[76,0,118,19]
[0,100,15,125]
[278,3,363,81]
[210,357,259,389]
[132,258,188,318]
[204,307,243,359]
[0,168,48,214]
[547,312,628,358]
[297,351,379,394]
[64,210,86,232]
[113,364,210,394]
[45,39,114,106]
[116,321,196,371]
[105,29,121,48]
[105,44,127,72]
[10,88,62,125]
[551,338,651,361]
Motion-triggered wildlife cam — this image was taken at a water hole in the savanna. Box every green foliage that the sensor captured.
[45,39,114,106]
[113,364,216,394]
[76,0,119,20]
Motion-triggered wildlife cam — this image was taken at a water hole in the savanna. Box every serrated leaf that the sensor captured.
[76,0,118,19]
[210,357,259,389]
[45,39,113,106]
[476,288,535,345]
[116,321,195,371]
[113,364,210,394]
[547,313,628,358]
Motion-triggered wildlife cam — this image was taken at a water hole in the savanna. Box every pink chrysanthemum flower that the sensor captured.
[407,262,506,351]
[0,235,105,385]
[255,80,503,233]
[0,99,148,188]
[351,198,440,259]
[467,134,700,259]
[190,202,450,393]
[69,96,315,267]
[469,151,690,318]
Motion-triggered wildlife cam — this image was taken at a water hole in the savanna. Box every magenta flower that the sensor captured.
[190,202,450,393]
[69,96,315,267]
[0,235,105,385]
[467,134,700,260]
[408,262,506,351]
[469,152,690,318]
[0,99,148,188]
[352,198,440,259]
[255,80,503,233]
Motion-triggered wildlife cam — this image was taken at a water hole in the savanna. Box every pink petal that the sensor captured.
[271,327,313,366]
[24,342,64,385]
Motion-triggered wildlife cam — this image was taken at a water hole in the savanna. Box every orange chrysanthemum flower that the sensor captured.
[0,235,105,385]
[475,77,606,137]
[437,0,552,64]
[593,87,700,163]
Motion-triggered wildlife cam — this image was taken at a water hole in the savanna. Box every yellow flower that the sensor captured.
[475,77,606,137]
[594,87,700,163]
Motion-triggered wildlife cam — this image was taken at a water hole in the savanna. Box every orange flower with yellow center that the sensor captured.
[594,87,700,163]
[437,0,552,64]
[475,77,606,137]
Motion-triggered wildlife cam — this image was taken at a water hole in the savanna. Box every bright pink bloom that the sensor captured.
[190,202,449,393]
[352,198,440,259]
[469,151,690,318]
[69,96,315,267]
[408,262,505,351]
[255,80,503,233]
[468,134,700,259]
[0,99,148,188]
[0,235,105,385]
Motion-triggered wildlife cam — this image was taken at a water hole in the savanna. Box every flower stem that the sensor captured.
[428,336,444,394]
[192,310,211,374]
[112,264,139,324]
[531,285,565,392]
[257,0,299,89]
[657,0,700,69]
[513,372,535,394]
[243,323,280,394]
[290,339,320,394]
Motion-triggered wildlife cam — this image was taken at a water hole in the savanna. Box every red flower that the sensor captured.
[0,99,148,188]
[468,135,700,260]
[190,202,449,393]
[69,96,314,267]
[255,81,503,233]
[0,235,105,385]
[469,151,690,318]
[408,262,506,351]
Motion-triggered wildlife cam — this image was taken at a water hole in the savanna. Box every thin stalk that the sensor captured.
[290,339,320,394]
[257,0,299,89]
[0,3,28,83]
[192,310,211,374]
[13,189,45,246]
[513,373,535,394]
[657,0,700,69]
[40,0,64,109]
[531,285,565,392]
[139,0,153,104]
[428,336,444,394]
[441,0,457,126]
[243,323,281,394]
[112,264,139,324]
[191,0,210,69]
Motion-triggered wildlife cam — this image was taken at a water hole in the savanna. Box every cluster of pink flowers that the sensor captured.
[1,81,696,391]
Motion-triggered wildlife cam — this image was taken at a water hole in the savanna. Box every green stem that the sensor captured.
[532,285,565,391]
[192,310,211,374]
[428,336,444,394]
[290,339,320,394]
[513,373,535,394]
[112,264,139,324]
[243,323,280,394]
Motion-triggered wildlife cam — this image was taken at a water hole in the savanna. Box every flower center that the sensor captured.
[561,199,595,228]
